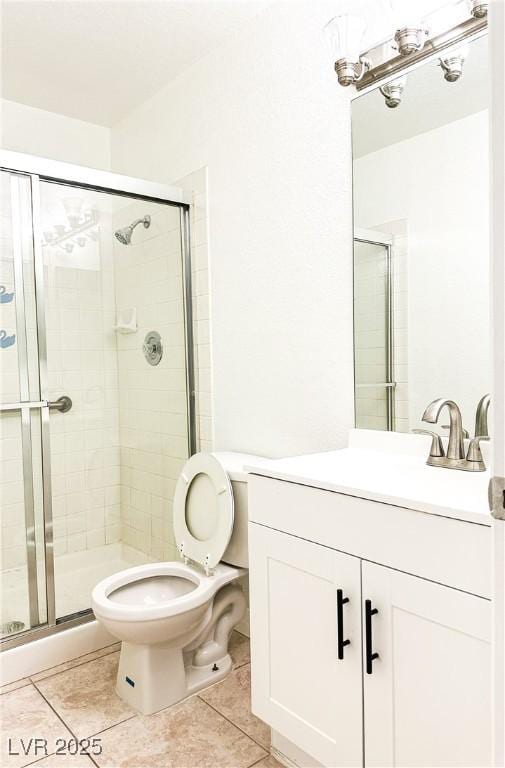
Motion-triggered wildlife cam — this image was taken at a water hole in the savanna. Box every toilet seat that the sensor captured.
[173,453,234,571]
[91,561,241,623]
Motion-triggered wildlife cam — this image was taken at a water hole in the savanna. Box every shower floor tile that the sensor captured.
[1,634,281,768]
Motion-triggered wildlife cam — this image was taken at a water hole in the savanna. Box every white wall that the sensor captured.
[354,110,490,432]
[110,1,355,458]
[1,99,111,169]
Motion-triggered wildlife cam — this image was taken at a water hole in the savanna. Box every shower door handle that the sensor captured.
[0,396,72,413]
[48,396,72,413]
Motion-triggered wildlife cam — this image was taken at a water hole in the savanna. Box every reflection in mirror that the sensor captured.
[352,34,489,435]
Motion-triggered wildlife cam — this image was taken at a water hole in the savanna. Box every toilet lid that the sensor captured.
[173,453,234,570]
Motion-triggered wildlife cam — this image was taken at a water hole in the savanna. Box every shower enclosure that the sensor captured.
[0,152,195,649]
[353,234,395,431]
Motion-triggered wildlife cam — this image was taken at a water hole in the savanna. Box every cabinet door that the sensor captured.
[249,523,362,767]
[362,561,492,767]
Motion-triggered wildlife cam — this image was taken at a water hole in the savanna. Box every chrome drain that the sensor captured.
[1,620,25,635]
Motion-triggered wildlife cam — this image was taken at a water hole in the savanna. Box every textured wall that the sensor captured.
[1,99,111,169]
[110,0,355,458]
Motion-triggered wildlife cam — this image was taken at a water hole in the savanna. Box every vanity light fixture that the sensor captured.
[380,75,407,108]
[439,45,469,81]
[324,15,370,86]
[63,196,84,228]
[469,0,487,18]
[328,1,487,92]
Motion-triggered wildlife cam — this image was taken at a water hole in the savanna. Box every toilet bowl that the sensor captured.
[91,451,262,715]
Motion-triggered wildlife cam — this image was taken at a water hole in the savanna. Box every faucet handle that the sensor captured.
[412,429,445,458]
[442,424,470,440]
[466,435,490,463]
[474,394,491,439]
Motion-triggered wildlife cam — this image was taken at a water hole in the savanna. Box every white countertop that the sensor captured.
[245,430,492,526]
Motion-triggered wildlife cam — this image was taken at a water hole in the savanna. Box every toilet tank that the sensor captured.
[212,452,267,568]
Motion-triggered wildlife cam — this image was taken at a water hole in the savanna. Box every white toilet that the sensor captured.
[91,452,260,715]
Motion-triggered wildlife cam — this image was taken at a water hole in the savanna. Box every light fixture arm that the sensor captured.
[355,14,486,92]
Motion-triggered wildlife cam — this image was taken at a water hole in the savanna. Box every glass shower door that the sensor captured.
[1,159,194,647]
[38,180,190,621]
[353,238,394,431]
[0,171,48,638]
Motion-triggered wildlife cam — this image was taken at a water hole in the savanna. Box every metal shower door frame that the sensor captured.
[353,234,395,431]
[0,152,196,651]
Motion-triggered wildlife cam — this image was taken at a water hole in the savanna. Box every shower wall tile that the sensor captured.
[45,243,121,558]
[114,169,213,561]
[354,222,409,433]
[113,200,188,561]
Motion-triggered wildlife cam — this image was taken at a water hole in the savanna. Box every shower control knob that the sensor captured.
[143,331,163,366]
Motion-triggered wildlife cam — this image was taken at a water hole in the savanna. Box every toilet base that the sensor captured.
[186,653,232,696]
[116,640,232,715]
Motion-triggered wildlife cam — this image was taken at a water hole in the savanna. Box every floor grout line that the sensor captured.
[4,638,260,767]
[197,693,271,754]
[84,713,138,738]
[31,679,137,766]
[22,681,81,768]
[29,645,120,685]
[31,680,80,739]
[248,755,274,768]
[0,679,32,696]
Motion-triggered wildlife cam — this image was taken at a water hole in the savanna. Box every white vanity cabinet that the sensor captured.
[362,562,492,768]
[248,474,493,768]
[249,524,363,768]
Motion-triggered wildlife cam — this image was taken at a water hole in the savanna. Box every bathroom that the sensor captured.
[0,0,504,766]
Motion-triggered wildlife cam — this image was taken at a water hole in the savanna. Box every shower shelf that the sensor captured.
[113,308,137,334]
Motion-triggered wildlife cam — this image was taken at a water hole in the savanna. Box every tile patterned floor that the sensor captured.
[0,632,280,768]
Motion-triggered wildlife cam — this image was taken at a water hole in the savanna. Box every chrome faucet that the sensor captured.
[418,398,487,472]
[474,394,490,438]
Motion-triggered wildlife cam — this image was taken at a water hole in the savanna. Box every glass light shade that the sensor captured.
[324,14,367,63]
[63,197,83,217]
[428,1,468,36]
[389,0,440,29]
[63,196,83,228]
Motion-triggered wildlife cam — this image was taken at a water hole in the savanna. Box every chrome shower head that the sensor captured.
[114,214,151,245]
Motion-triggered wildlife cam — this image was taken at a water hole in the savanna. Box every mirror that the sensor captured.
[352,34,490,435]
